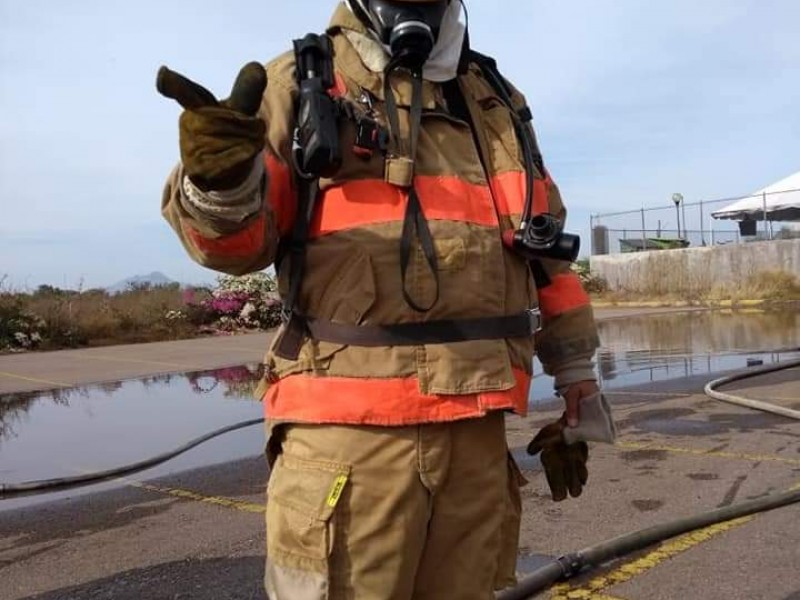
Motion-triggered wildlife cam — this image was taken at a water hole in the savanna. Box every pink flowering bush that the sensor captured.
[175,273,282,333]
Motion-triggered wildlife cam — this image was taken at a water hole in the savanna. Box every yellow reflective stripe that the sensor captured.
[326,474,349,508]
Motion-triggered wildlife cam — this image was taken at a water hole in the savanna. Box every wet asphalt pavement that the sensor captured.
[1,308,799,600]
[1,367,798,600]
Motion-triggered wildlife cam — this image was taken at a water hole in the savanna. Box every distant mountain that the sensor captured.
[107,272,177,294]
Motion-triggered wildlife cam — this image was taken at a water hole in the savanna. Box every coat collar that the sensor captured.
[327,2,442,109]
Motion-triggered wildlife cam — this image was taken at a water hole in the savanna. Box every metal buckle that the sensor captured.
[527,308,542,334]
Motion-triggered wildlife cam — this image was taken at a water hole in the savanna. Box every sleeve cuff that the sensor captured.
[552,358,597,391]
[180,154,266,223]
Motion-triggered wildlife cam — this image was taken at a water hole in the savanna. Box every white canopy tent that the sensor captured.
[712,171,800,222]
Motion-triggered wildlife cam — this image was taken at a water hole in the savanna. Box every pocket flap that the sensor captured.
[268,454,351,523]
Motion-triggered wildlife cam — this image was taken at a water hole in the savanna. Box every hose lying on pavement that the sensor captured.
[497,486,800,600]
[704,358,800,420]
[0,418,265,499]
[5,357,799,598]
[499,357,800,599]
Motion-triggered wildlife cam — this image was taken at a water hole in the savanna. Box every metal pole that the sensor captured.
[762,192,769,240]
[710,215,715,246]
[699,200,705,246]
[641,208,646,251]
[682,200,687,242]
[675,203,681,239]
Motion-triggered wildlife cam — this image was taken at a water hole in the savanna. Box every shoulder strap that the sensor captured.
[273,33,336,361]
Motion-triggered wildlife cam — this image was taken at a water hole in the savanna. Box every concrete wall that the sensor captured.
[590,239,800,295]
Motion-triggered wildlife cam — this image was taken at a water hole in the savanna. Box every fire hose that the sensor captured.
[2,359,798,600]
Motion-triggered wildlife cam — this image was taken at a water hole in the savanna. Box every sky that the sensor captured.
[1,0,798,289]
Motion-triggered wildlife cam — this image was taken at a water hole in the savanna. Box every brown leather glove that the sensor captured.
[527,417,589,502]
[157,62,267,190]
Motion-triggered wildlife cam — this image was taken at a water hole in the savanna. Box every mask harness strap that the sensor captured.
[383,59,440,313]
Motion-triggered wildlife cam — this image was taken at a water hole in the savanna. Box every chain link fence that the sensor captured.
[590,189,800,255]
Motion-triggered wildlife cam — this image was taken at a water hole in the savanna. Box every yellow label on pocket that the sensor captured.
[326,474,348,508]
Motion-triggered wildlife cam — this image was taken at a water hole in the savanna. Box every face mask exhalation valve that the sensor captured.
[389,19,434,69]
[361,0,449,70]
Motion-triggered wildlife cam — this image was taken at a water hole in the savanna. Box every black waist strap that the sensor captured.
[300,310,542,348]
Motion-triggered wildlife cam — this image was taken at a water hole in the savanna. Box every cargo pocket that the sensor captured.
[495,451,529,590]
[265,453,351,600]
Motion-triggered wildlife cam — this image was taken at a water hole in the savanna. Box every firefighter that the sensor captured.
[160,1,611,597]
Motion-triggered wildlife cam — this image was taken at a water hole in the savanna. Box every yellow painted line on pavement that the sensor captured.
[128,479,265,514]
[617,441,800,467]
[550,593,630,600]
[548,516,754,599]
[605,391,693,398]
[550,479,800,598]
[71,354,193,369]
[219,345,268,353]
[0,371,69,388]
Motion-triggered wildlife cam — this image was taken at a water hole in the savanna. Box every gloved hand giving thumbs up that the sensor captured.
[156,62,267,190]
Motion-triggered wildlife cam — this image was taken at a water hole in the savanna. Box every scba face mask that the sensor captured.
[353,0,451,70]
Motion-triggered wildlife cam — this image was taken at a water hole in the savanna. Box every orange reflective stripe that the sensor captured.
[490,171,550,218]
[264,369,531,425]
[310,176,498,237]
[184,214,266,259]
[331,72,348,98]
[538,273,591,319]
[264,152,295,236]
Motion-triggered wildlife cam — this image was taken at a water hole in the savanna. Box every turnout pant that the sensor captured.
[265,411,526,600]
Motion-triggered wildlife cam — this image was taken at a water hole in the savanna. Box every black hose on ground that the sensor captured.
[0,418,265,499]
[4,356,799,596]
[499,356,800,599]
[498,487,800,599]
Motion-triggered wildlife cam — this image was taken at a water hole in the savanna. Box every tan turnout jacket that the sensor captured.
[162,4,600,426]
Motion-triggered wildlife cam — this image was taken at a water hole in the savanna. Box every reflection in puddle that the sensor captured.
[2,309,798,509]
[0,365,265,510]
[527,309,800,403]
[592,310,800,393]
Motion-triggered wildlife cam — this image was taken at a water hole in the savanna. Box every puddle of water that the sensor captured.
[529,309,800,404]
[0,365,265,511]
[2,309,797,510]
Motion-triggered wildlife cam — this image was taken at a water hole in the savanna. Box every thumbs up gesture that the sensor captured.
[157,62,268,190]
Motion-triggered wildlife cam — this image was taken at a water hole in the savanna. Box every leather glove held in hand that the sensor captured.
[157,63,267,190]
[527,418,589,502]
